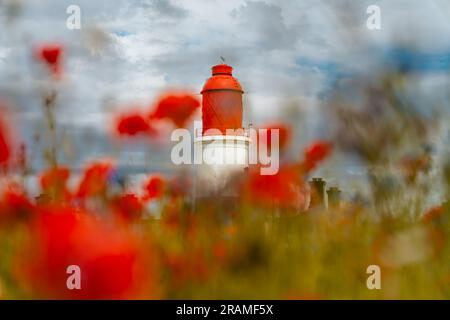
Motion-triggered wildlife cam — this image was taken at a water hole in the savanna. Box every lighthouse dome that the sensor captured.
[201,64,244,134]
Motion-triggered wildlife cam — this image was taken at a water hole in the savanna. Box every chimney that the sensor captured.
[327,187,341,209]
[309,178,326,209]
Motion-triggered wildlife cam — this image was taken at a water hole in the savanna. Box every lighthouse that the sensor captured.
[194,63,251,197]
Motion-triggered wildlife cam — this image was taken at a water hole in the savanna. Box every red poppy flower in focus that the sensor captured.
[76,161,114,199]
[116,113,154,136]
[112,194,145,222]
[0,117,10,167]
[151,93,200,128]
[17,206,154,299]
[143,175,165,200]
[34,44,63,76]
[302,140,333,173]
[260,123,291,153]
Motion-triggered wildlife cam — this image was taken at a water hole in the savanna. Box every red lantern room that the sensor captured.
[201,64,244,135]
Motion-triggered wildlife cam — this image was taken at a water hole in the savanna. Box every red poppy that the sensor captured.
[17,206,154,299]
[244,165,306,209]
[76,161,114,199]
[151,93,200,128]
[0,116,11,167]
[0,186,34,225]
[40,166,71,202]
[40,167,70,189]
[302,140,333,172]
[116,113,154,136]
[143,175,165,200]
[111,194,145,222]
[260,123,291,153]
[34,44,63,76]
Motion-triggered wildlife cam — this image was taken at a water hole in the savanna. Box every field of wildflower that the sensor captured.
[1,2,450,301]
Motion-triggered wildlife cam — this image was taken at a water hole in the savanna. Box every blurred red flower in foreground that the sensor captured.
[143,175,165,200]
[260,123,291,152]
[244,166,307,209]
[116,113,154,136]
[40,167,70,189]
[17,207,154,299]
[112,194,145,222]
[151,93,200,128]
[302,140,333,172]
[0,186,34,225]
[76,161,114,198]
[34,44,63,76]
[0,116,10,167]
[40,166,71,202]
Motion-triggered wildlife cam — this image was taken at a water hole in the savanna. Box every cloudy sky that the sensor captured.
[0,0,449,192]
